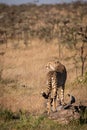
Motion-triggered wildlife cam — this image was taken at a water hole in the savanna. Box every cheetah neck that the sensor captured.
[50,65,55,71]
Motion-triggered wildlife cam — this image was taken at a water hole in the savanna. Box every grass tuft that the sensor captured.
[0,107,87,130]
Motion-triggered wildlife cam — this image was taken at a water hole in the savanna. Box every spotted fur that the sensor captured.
[45,60,67,114]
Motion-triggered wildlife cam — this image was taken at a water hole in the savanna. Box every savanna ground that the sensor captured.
[0,1,87,130]
[0,39,87,130]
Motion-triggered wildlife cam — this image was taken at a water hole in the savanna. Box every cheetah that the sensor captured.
[42,60,67,114]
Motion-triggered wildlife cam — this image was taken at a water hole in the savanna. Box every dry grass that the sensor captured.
[0,39,87,114]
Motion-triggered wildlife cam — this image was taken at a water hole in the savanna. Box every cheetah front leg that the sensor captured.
[47,97,52,115]
[52,98,57,112]
[51,86,57,112]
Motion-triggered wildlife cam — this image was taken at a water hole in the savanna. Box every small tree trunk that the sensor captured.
[81,60,84,77]
[58,42,61,59]
[80,44,87,77]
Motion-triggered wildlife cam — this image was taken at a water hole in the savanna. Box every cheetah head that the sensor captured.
[46,60,60,71]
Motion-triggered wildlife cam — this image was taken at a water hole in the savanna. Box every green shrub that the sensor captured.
[0,108,14,121]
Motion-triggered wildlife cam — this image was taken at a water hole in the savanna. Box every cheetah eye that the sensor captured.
[55,61,57,64]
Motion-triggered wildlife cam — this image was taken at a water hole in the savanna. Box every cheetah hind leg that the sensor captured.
[60,87,66,106]
[57,93,61,106]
